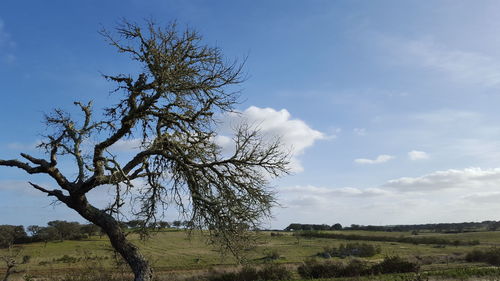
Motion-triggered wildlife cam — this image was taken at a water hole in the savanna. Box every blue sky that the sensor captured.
[3,0,500,228]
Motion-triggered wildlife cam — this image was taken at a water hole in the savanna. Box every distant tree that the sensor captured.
[331,223,342,231]
[488,221,500,231]
[181,220,192,229]
[158,221,170,229]
[284,223,302,231]
[0,226,27,248]
[172,221,182,228]
[27,225,42,237]
[117,221,129,230]
[37,226,59,245]
[126,220,145,229]
[81,224,100,237]
[0,20,288,281]
[47,221,81,241]
[0,231,13,249]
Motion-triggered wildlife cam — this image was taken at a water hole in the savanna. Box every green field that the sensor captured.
[3,229,500,280]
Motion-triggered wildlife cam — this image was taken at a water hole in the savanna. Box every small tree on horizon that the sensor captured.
[0,20,289,281]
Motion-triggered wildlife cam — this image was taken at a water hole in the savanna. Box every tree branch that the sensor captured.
[28,182,69,203]
[0,155,73,192]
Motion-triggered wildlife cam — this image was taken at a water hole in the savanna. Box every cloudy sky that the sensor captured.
[2,0,500,228]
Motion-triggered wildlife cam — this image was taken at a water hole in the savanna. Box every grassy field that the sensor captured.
[2,229,500,280]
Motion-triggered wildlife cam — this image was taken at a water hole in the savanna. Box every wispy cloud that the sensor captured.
[353,128,366,136]
[281,185,392,199]
[408,150,429,161]
[109,138,142,152]
[0,18,16,63]
[388,38,500,87]
[412,109,481,124]
[355,154,394,164]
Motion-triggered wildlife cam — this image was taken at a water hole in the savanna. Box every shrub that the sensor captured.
[370,256,419,274]
[297,258,344,279]
[466,249,485,262]
[298,258,370,278]
[298,257,418,279]
[264,249,281,261]
[342,259,369,277]
[55,254,79,263]
[466,247,500,266]
[322,243,381,258]
[209,264,291,281]
[59,270,118,281]
[259,263,293,281]
[22,255,31,264]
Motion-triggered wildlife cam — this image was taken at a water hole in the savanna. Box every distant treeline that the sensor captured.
[284,220,500,233]
[298,231,480,246]
[285,223,342,231]
[0,222,97,248]
[0,219,190,249]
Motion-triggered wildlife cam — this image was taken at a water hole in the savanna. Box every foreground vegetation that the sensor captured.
[3,227,500,280]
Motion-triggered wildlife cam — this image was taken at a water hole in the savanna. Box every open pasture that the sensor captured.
[3,229,500,280]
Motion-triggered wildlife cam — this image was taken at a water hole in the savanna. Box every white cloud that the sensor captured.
[384,167,500,191]
[408,150,429,161]
[274,166,500,227]
[220,106,326,172]
[354,154,394,164]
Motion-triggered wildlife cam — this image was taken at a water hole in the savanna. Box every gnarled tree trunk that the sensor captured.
[67,195,153,281]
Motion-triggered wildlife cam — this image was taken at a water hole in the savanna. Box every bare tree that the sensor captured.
[0,20,289,281]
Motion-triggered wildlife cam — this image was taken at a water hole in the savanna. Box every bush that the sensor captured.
[22,255,31,264]
[59,270,118,281]
[209,264,292,281]
[297,258,344,279]
[55,255,79,263]
[322,243,381,258]
[466,247,500,266]
[370,256,419,274]
[298,257,418,278]
[264,249,281,261]
[298,258,371,278]
[342,259,369,277]
[466,249,485,262]
[259,263,293,281]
